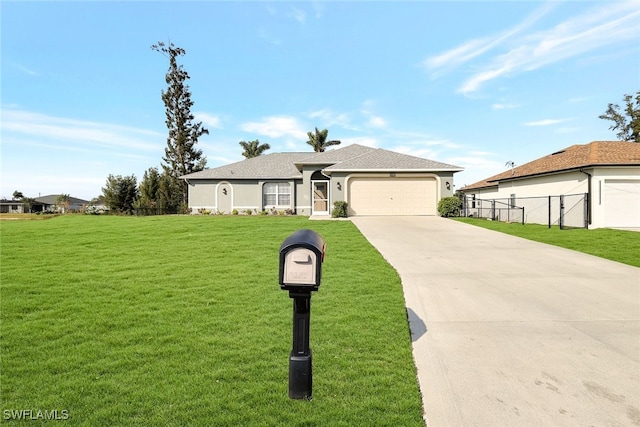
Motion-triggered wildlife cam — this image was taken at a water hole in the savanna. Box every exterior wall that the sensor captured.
[590,166,640,229]
[461,167,640,229]
[187,179,300,213]
[438,172,456,198]
[187,169,460,216]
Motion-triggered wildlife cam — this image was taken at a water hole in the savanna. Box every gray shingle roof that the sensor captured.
[323,147,463,172]
[182,152,310,180]
[182,144,463,180]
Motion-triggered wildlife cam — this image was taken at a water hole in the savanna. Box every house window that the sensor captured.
[510,194,516,208]
[263,182,291,207]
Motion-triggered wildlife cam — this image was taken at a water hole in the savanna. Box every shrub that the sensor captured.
[284,208,295,216]
[331,201,348,218]
[437,196,462,217]
[232,209,238,216]
[245,209,252,216]
[259,209,268,216]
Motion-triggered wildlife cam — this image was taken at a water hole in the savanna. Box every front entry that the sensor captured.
[312,181,329,215]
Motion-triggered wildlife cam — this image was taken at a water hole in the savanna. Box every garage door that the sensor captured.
[604,179,640,228]
[348,177,437,215]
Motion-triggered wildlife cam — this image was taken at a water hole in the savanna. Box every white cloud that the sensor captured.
[289,6,306,23]
[308,109,354,129]
[424,1,640,94]
[194,112,222,129]
[1,108,162,152]
[423,2,555,76]
[368,116,386,128]
[524,119,566,126]
[242,115,307,139]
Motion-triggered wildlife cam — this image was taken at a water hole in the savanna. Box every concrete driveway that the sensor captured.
[351,216,640,427]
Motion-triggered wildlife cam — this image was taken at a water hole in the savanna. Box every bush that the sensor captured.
[331,201,348,218]
[245,209,252,216]
[437,196,462,217]
[232,209,238,216]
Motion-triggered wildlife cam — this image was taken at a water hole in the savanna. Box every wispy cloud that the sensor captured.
[524,118,567,126]
[308,109,355,130]
[424,1,640,95]
[423,2,556,77]
[242,115,307,139]
[8,61,38,76]
[195,112,222,129]
[289,6,306,24]
[1,108,163,152]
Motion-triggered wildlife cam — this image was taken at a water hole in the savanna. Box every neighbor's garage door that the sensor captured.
[348,177,437,215]
[604,179,640,228]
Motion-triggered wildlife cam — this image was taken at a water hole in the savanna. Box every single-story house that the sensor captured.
[181,144,463,216]
[0,199,25,214]
[459,141,640,229]
[32,195,91,213]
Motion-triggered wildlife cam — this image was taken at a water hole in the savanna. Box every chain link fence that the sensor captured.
[462,193,588,229]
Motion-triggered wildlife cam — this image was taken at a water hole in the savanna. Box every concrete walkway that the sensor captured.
[351,216,640,427]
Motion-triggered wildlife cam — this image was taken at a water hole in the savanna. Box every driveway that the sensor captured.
[351,216,640,427]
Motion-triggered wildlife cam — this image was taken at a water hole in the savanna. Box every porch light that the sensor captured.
[337,182,342,191]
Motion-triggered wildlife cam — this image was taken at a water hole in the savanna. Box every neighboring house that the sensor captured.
[32,195,91,213]
[181,144,463,216]
[0,200,25,214]
[459,141,640,229]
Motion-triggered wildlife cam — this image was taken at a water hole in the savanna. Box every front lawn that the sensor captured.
[454,218,640,268]
[0,215,423,426]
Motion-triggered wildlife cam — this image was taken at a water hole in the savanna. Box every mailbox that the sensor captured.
[278,229,325,400]
[279,229,325,292]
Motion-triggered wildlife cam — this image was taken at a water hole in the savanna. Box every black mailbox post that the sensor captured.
[279,229,325,400]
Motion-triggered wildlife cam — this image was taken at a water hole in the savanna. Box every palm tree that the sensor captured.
[306,127,341,152]
[239,139,271,159]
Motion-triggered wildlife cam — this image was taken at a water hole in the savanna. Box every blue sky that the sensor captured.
[2,1,639,201]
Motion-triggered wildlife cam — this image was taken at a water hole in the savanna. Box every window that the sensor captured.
[510,194,516,208]
[263,182,291,207]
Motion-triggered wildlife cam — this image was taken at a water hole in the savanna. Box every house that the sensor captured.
[32,195,91,213]
[0,199,25,214]
[181,144,463,216]
[459,141,640,229]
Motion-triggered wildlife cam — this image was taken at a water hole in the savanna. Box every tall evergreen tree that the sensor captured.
[152,41,209,206]
[306,127,341,152]
[239,139,270,158]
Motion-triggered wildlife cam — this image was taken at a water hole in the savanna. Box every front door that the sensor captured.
[312,181,329,215]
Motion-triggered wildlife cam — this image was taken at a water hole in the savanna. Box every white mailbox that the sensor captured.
[279,229,325,292]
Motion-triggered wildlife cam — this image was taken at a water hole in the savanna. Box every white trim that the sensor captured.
[311,180,330,215]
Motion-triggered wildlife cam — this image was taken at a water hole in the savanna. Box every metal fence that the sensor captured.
[462,193,588,229]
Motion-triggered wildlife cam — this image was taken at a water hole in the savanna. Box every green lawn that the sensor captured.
[454,218,640,268]
[0,215,423,426]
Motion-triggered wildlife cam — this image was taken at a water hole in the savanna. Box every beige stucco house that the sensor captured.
[181,144,463,216]
[459,141,640,229]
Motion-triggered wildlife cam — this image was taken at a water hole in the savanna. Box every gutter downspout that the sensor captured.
[579,168,592,227]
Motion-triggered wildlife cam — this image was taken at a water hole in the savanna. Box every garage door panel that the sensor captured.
[348,177,436,216]
[604,180,640,228]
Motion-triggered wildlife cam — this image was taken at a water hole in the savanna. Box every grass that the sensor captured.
[0,215,423,426]
[454,218,640,268]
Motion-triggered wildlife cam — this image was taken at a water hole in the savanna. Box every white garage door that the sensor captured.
[348,177,437,215]
[604,180,640,228]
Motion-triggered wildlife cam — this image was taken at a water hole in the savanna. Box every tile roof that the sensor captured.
[182,144,463,180]
[461,141,640,191]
